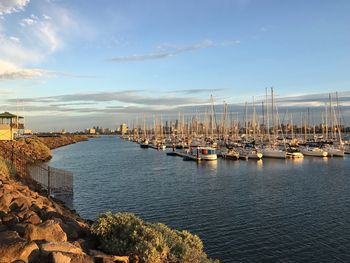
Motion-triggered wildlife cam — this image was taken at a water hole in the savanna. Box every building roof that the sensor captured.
[0,112,24,119]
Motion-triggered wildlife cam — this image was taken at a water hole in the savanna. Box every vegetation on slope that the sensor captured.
[0,156,15,179]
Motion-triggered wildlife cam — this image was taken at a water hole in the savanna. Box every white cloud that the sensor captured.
[0,60,95,80]
[0,34,42,65]
[108,39,240,62]
[36,22,60,52]
[9,36,20,42]
[0,0,91,81]
[0,60,46,79]
[43,14,51,20]
[0,0,30,15]
[0,88,14,94]
[20,17,37,26]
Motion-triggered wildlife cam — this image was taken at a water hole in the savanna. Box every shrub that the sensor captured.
[91,212,219,263]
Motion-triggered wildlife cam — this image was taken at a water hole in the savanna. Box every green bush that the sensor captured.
[91,212,219,263]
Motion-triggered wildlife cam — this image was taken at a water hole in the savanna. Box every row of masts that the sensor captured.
[125,90,347,145]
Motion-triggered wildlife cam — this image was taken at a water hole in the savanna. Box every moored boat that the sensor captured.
[262,147,287,159]
[183,146,217,161]
[140,139,149,148]
[221,149,239,160]
[300,147,328,157]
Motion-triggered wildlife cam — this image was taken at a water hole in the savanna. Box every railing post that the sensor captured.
[11,143,14,163]
[47,166,51,197]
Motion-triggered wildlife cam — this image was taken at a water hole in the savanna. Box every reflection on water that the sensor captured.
[256,159,263,169]
[49,137,350,263]
[199,160,218,170]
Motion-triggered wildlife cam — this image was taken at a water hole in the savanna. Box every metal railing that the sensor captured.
[0,141,73,205]
[28,164,73,194]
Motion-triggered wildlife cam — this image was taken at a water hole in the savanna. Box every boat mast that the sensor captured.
[266,87,270,142]
[253,96,256,141]
[329,93,334,140]
[325,102,328,140]
[244,101,248,137]
[271,87,275,139]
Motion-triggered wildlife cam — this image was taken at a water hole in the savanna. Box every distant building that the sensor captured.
[119,123,128,135]
[87,128,96,134]
[0,112,24,141]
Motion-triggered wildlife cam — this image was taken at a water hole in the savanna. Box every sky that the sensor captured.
[0,0,349,131]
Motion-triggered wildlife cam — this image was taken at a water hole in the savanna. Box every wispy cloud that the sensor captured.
[108,39,240,62]
[0,60,96,80]
[0,60,45,79]
[276,91,350,107]
[0,0,89,80]
[0,0,29,15]
[8,90,208,106]
[170,88,225,94]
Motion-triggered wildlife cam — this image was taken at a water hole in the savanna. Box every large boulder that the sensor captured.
[0,193,13,212]
[2,213,19,226]
[10,196,32,212]
[51,251,94,263]
[18,210,41,225]
[0,230,39,263]
[90,250,129,263]
[24,220,67,242]
[39,242,84,255]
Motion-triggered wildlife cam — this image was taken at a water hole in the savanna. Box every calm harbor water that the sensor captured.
[49,136,350,262]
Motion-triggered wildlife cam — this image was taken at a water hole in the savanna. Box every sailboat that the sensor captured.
[262,87,288,159]
[300,146,328,157]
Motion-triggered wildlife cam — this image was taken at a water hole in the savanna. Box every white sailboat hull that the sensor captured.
[262,149,287,159]
[327,148,345,157]
[301,148,328,157]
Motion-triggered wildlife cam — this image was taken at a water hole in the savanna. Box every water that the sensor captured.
[49,136,350,262]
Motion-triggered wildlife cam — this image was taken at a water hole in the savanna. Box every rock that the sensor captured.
[9,223,27,237]
[30,203,43,214]
[0,230,39,263]
[2,213,19,226]
[0,224,8,232]
[51,251,94,263]
[39,242,84,255]
[19,211,41,225]
[51,252,71,263]
[0,210,7,218]
[72,237,98,253]
[10,196,32,212]
[24,220,67,242]
[90,250,129,263]
[0,194,12,212]
[60,222,79,241]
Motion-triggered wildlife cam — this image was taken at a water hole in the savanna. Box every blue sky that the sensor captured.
[0,0,349,131]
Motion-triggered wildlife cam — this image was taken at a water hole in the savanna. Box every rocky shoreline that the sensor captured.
[0,136,129,263]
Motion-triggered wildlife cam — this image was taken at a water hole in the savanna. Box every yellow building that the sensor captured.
[0,112,24,141]
[119,123,128,135]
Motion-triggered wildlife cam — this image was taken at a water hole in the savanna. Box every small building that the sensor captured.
[0,112,24,141]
